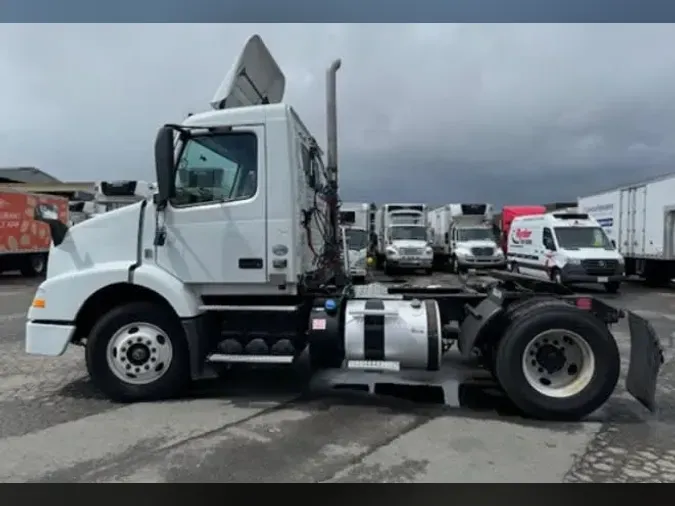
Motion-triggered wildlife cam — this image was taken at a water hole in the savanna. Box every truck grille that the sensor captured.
[581,259,618,275]
[401,248,423,256]
[471,247,494,257]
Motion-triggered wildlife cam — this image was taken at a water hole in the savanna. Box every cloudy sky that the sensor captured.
[1,23,675,206]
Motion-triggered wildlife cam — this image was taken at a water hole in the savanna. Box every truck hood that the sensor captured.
[390,240,428,249]
[456,239,498,249]
[45,202,143,278]
[562,247,623,260]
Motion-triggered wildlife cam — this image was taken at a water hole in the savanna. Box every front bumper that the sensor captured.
[457,257,507,269]
[561,264,625,284]
[386,256,433,269]
[350,267,367,278]
[25,321,74,356]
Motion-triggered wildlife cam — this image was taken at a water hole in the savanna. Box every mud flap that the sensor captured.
[626,311,664,412]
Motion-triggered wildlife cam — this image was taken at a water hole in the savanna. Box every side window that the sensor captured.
[542,228,556,250]
[172,132,258,206]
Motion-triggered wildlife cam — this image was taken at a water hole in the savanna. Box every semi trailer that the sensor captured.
[578,173,675,287]
[25,34,662,421]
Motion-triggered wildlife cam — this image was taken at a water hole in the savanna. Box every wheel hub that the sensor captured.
[522,329,595,399]
[535,344,566,374]
[106,322,173,385]
[127,343,151,366]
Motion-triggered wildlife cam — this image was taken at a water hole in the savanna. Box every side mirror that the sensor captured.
[154,125,176,209]
[34,204,68,247]
[611,239,617,248]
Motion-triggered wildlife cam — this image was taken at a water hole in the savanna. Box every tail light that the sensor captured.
[575,297,592,310]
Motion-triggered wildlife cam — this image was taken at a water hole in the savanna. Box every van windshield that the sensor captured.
[456,228,493,242]
[389,226,427,241]
[554,227,613,250]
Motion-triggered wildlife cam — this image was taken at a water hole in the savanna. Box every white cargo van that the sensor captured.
[507,211,625,293]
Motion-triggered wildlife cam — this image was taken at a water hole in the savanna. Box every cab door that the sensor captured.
[155,126,267,285]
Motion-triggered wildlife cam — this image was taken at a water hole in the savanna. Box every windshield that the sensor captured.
[345,228,368,250]
[456,227,493,242]
[389,226,427,241]
[554,227,613,249]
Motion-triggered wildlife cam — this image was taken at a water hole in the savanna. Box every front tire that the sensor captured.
[494,301,620,421]
[85,301,190,402]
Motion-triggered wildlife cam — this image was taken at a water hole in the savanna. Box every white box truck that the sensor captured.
[374,203,432,274]
[23,33,663,421]
[338,202,372,283]
[429,203,505,273]
[578,173,675,286]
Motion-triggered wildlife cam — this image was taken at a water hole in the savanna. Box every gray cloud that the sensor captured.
[1,24,675,206]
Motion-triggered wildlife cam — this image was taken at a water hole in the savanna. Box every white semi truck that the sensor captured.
[374,203,432,275]
[24,34,662,421]
[429,203,505,273]
[578,173,675,287]
[338,202,374,283]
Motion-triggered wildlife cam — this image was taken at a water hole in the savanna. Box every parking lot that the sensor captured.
[1,273,675,482]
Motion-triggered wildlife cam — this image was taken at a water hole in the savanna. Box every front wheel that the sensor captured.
[85,301,190,402]
[494,302,620,421]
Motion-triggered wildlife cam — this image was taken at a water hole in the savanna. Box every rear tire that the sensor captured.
[85,301,190,402]
[20,253,47,277]
[494,301,620,421]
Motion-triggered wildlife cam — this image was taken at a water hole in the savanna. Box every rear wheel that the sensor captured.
[85,301,190,402]
[20,253,47,277]
[494,301,620,420]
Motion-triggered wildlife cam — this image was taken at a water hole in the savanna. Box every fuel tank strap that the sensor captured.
[363,299,385,360]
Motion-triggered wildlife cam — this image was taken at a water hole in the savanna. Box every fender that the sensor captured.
[27,262,131,322]
[457,287,505,358]
[130,263,202,318]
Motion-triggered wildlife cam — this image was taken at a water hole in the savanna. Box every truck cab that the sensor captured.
[375,204,432,274]
[340,224,369,283]
[430,203,505,273]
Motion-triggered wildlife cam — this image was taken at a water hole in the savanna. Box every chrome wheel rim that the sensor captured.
[106,322,173,385]
[522,329,595,398]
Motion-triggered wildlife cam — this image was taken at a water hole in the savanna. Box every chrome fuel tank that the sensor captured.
[343,298,442,371]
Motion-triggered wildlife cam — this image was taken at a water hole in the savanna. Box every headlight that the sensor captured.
[567,258,581,265]
[456,250,470,257]
[425,247,433,255]
[494,248,504,257]
[617,256,625,265]
[386,247,398,256]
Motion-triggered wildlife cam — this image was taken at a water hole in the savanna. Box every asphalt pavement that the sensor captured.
[1,272,675,482]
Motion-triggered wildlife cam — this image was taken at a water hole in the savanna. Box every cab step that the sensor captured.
[206,354,295,364]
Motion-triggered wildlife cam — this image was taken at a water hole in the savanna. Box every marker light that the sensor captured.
[325,299,337,312]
